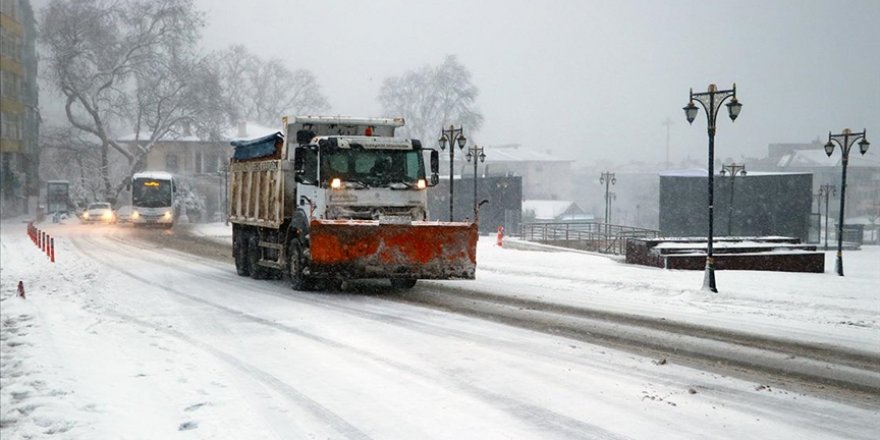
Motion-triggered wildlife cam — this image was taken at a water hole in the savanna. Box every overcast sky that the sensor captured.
[40,0,880,166]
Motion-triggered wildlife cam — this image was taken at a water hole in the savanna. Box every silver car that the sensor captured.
[81,202,116,224]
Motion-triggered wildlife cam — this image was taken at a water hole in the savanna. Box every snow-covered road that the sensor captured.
[2,220,878,439]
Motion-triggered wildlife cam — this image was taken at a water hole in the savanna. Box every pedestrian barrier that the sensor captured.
[496,225,504,247]
[26,221,56,263]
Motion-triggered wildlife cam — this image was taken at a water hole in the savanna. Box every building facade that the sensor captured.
[121,122,278,222]
[659,171,813,241]
[0,0,39,217]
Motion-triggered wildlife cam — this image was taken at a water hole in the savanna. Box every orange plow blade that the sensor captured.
[308,220,478,279]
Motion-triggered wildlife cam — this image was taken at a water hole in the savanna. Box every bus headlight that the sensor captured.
[417,179,427,189]
[330,178,342,189]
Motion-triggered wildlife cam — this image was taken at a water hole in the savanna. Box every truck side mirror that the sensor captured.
[430,150,439,174]
[293,148,305,173]
[429,150,440,185]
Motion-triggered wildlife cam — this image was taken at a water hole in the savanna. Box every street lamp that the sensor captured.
[466,145,486,219]
[683,83,742,293]
[438,125,467,221]
[599,171,616,234]
[720,162,746,236]
[824,128,870,276]
[818,184,836,251]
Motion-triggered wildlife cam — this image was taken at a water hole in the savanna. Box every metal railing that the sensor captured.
[519,221,661,255]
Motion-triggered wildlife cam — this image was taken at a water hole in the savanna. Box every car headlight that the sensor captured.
[103,211,113,220]
[131,211,140,219]
[163,211,172,219]
[83,212,90,219]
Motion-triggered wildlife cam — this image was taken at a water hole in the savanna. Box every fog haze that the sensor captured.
[38,0,880,165]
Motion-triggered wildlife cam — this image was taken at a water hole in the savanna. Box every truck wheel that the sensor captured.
[287,239,314,291]
[233,235,250,276]
[247,236,269,280]
[390,278,417,289]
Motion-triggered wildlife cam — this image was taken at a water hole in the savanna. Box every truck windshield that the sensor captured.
[132,178,173,208]
[321,149,424,188]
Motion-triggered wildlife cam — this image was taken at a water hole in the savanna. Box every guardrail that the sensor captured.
[519,221,660,255]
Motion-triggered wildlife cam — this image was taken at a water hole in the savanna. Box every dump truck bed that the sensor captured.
[228,159,285,228]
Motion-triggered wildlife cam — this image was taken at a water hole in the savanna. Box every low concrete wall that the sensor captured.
[626,237,825,273]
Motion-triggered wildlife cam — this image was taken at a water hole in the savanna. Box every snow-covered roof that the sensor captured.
[224,122,279,142]
[659,169,810,177]
[522,200,584,220]
[133,171,173,180]
[118,122,280,144]
[777,150,837,168]
[658,169,708,177]
[485,144,572,163]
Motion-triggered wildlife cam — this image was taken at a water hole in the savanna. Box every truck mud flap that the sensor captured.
[308,220,477,280]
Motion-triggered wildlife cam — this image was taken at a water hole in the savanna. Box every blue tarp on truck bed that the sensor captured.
[230,132,284,161]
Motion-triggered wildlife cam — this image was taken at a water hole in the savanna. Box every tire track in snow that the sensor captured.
[92,227,880,407]
[71,231,635,440]
[387,284,880,405]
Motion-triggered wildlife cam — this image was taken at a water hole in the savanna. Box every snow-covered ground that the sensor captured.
[2,219,878,439]
[192,222,879,353]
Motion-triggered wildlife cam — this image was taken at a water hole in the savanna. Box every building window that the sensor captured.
[0,112,21,140]
[205,153,219,173]
[0,0,19,19]
[166,153,179,172]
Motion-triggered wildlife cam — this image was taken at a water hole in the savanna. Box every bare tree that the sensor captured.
[39,125,113,207]
[379,55,484,144]
[40,0,205,202]
[208,45,330,128]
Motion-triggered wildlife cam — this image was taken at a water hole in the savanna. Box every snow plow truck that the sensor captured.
[227,116,478,290]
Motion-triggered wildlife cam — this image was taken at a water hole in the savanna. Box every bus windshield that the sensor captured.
[320,149,424,188]
[132,178,173,208]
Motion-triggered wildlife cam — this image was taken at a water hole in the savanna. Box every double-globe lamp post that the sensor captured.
[438,125,467,221]
[720,163,746,236]
[824,129,870,276]
[683,83,742,293]
[466,145,486,219]
[818,184,836,251]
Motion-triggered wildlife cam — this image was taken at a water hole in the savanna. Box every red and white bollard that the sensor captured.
[50,237,55,263]
[496,225,504,247]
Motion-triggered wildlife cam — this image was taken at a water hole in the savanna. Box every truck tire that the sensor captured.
[233,234,250,277]
[287,239,315,291]
[247,236,269,280]
[390,278,417,289]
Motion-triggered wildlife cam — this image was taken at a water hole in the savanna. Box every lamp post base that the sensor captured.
[835,253,844,276]
[702,262,718,293]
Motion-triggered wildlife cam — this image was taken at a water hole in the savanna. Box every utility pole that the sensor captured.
[662,118,674,170]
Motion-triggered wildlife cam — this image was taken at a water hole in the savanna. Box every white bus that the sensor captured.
[131,171,175,227]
